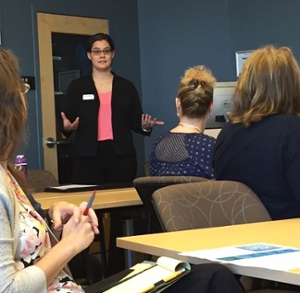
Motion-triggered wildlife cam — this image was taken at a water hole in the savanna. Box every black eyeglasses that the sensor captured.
[91,48,112,56]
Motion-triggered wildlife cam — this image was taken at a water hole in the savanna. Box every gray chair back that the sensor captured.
[133,176,208,233]
[152,180,271,232]
[27,169,59,192]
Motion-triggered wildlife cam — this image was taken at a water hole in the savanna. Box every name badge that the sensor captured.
[82,94,95,100]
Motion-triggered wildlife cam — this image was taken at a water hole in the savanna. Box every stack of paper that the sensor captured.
[180,243,300,271]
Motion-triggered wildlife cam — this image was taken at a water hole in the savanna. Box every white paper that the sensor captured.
[104,266,184,293]
[157,256,191,271]
[49,184,97,190]
[119,262,154,281]
[180,243,300,271]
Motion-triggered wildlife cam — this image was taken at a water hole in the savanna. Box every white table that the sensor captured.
[117,218,300,285]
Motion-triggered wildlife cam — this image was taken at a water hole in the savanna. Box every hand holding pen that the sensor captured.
[48,191,99,234]
[61,206,96,254]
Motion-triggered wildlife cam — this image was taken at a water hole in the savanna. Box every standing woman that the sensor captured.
[61,33,163,185]
[61,33,163,275]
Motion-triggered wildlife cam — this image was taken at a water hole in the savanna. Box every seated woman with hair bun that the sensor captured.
[149,65,216,179]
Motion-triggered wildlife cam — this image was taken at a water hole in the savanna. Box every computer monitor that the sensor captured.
[205,81,236,129]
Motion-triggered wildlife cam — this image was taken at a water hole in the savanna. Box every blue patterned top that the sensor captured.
[149,132,216,178]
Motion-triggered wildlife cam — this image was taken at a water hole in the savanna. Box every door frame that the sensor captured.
[37,13,108,179]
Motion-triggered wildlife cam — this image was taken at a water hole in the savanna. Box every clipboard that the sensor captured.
[84,268,135,293]
[84,257,191,293]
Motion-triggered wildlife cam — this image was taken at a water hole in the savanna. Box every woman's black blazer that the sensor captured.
[62,74,149,157]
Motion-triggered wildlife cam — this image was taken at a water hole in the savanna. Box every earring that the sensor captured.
[177,112,180,117]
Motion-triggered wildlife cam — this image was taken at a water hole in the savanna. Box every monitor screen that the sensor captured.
[205,82,235,129]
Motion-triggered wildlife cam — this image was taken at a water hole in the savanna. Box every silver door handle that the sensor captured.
[45,137,69,148]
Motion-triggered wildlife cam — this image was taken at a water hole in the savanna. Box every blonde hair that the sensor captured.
[230,45,300,127]
[178,65,216,118]
[0,50,27,160]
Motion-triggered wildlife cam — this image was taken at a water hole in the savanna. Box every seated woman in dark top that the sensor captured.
[150,65,216,179]
[213,45,300,220]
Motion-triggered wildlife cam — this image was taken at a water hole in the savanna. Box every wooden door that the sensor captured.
[37,13,108,180]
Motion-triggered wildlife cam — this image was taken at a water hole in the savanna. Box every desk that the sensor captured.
[34,187,142,210]
[117,218,300,285]
[34,188,142,276]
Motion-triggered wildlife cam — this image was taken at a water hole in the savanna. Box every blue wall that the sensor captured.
[137,0,235,159]
[0,0,144,174]
[138,0,300,160]
[229,0,300,62]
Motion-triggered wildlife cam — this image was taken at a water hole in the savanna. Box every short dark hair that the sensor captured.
[86,33,115,52]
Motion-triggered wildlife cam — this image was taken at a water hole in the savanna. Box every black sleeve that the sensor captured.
[128,83,152,136]
[284,130,300,205]
[61,80,79,137]
[62,80,79,122]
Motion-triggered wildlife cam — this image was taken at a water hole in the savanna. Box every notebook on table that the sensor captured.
[44,182,133,193]
[84,256,191,293]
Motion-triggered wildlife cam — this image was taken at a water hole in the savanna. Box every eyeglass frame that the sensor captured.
[90,48,113,56]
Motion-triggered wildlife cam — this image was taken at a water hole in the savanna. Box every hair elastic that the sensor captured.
[188,80,205,89]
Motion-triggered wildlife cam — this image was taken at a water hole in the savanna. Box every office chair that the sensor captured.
[27,169,59,192]
[152,180,271,232]
[152,180,273,292]
[133,176,208,234]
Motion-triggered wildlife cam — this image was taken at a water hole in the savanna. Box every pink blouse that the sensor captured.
[98,91,113,141]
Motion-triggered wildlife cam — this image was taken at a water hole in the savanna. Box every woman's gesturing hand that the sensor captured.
[141,113,164,131]
[61,112,79,131]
